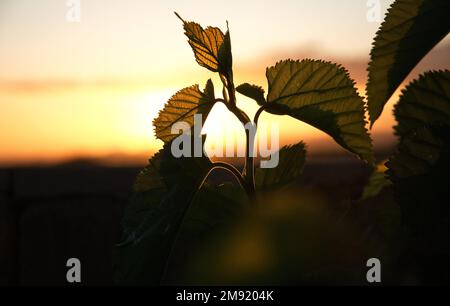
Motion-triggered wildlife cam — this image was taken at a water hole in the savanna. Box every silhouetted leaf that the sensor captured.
[153,79,215,143]
[388,127,444,178]
[361,160,392,200]
[265,59,373,163]
[366,0,450,125]
[218,28,233,78]
[114,143,212,285]
[394,70,450,137]
[236,83,266,106]
[255,142,306,190]
[176,13,231,76]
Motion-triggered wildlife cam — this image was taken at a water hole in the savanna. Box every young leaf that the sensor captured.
[236,83,266,106]
[255,142,306,190]
[394,70,450,137]
[115,142,212,285]
[176,13,232,76]
[265,59,373,163]
[153,79,215,143]
[366,0,450,126]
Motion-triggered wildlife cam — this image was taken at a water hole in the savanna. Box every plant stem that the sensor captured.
[161,160,249,284]
[219,73,256,195]
[254,104,269,127]
[207,162,249,191]
[225,105,255,194]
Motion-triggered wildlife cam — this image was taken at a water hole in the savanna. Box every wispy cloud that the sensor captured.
[236,39,450,90]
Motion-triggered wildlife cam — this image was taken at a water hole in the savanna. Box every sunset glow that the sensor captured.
[1,0,448,166]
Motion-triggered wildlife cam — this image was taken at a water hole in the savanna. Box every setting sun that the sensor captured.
[1,0,448,165]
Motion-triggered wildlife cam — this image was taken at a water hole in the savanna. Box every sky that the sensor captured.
[0,0,449,165]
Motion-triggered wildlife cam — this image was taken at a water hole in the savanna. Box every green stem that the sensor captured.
[244,129,255,194]
[254,104,268,127]
[219,73,256,195]
[225,106,255,195]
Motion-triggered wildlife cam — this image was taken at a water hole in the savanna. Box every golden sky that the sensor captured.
[0,0,449,165]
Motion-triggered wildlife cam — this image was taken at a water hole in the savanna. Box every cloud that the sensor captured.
[2,38,448,95]
[0,79,150,93]
[235,39,450,90]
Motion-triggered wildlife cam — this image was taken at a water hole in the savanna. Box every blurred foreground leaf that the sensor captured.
[394,70,450,137]
[185,188,370,285]
[236,83,266,106]
[387,126,450,259]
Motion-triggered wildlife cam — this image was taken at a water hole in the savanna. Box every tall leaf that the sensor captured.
[114,143,212,285]
[153,79,215,143]
[255,142,306,190]
[265,59,373,163]
[366,0,450,125]
[162,182,248,283]
[394,70,450,137]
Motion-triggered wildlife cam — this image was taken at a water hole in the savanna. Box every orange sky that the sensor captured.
[0,0,449,166]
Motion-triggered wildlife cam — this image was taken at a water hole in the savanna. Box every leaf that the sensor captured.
[176,13,231,76]
[114,142,212,285]
[366,0,450,125]
[218,28,233,78]
[265,59,373,163]
[236,83,266,106]
[360,160,392,200]
[153,79,215,143]
[255,142,306,190]
[394,70,450,137]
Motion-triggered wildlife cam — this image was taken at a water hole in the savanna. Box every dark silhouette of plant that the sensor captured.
[114,11,373,285]
[114,0,450,285]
